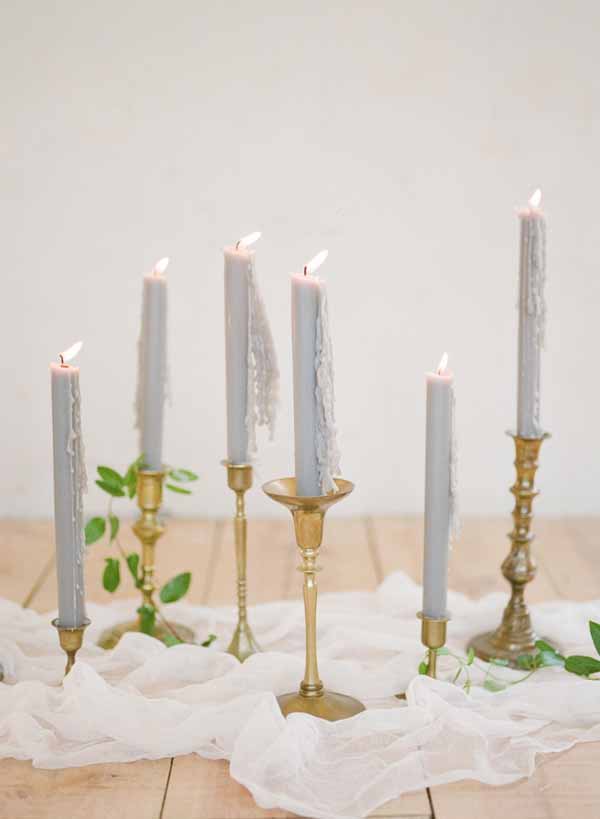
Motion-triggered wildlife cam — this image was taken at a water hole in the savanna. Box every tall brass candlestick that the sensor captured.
[263,477,365,721]
[469,432,551,667]
[53,618,90,676]
[224,462,260,661]
[98,470,194,649]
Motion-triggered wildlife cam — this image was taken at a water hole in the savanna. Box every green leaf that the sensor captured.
[124,456,143,499]
[160,572,191,603]
[435,647,450,656]
[538,650,565,668]
[168,468,199,483]
[163,634,182,647]
[418,661,428,675]
[126,552,140,584]
[484,678,506,692]
[137,604,156,636]
[109,514,119,541]
[490,657,510,667]
[97,466,124,491]
[103,558,120,592]
[517,653,537,670]
[85,517,106,545]
[165,483,192,495]
[589,621,600,657]
[201,633,217,648]
[466,647,475,666]
[96,479,125,497]
[565,655,600,677]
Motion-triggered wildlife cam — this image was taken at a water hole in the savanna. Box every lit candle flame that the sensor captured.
[528,189,542,209]
[59,340,83,365]
[304,249,328,276]
[437,352,449,374]
[153,257,169,275]
[237,231,262,249]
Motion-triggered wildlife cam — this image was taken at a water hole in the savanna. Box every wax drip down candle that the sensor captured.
[422,353,458,620]
[135,257,169,471]
[516,189,547,439]
[50,341,88,628]
[224,232,279,464]
[291,250,341,496]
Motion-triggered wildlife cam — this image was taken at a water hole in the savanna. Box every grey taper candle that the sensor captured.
[135,259,168,471]
[422,356,454,620]
[292,271,321,496]
[224,245,251,464]
[51,345,87,628]
[516,190,547,439]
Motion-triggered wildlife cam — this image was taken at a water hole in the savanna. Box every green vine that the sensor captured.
[419,621,600,692]
[84,456,216,648]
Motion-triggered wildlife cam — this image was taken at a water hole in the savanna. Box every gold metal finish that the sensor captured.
[98,470,194,649]
[224,462,261,662]
[52,617,90,676]
[263,477,365,721]
[469,432,551,667]
[418,611,449,678]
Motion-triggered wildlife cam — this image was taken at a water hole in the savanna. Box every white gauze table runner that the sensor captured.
[1,571,600,819]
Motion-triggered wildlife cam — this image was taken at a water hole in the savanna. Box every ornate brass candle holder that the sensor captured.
[418,612,449,678]
[223,462,261,661]
[468,432,551,667]
[52,617,90,676]
[263,477,365,721]
[98,470,194,649]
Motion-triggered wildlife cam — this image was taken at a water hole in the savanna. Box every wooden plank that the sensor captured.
[0,520,54,607]
[0,757,171,819]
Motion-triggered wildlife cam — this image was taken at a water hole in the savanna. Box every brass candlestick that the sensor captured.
[469,432,551,667]
[98,470,194,649]
[418,612,449,678]
[52,617,90,676]
[223,462,261,662]
[263,477,365,721]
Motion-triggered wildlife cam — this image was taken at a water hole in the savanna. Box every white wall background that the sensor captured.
[2,1,599,522]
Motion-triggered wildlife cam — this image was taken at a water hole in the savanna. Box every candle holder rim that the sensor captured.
[137,468,165,477]
[221,459,253,470]
[51,617,91,631]
[417,611,451,623]
[505,429,551,441]
[262,477,354,507]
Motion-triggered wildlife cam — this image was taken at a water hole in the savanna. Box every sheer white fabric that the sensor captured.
[1,572,599,819]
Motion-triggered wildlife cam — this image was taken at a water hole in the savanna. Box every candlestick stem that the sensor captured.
[52,618,90,677]
[97,470,194,649]
[263,477,365,721]
[469,432,553,667]
[224,463,261,661]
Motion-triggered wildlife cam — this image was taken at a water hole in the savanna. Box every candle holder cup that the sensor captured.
[418,611,450,678]
[98,470,194,649]
[263,477,365,721]
[52,617,90,677]
[222,461,261,662]
[468,431,554,667]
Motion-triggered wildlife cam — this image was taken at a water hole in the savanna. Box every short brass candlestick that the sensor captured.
[263,477,365,721]
[52,617,90,676]
[98,470,194,649]
[223,462,261,662]
[469,432,551,667]
[418,612,449,678]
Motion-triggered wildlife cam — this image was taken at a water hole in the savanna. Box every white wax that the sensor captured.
[224,246,251,464]
[135,271,168,470]
[516,202,547,438]
[51,362,87,628]
[291,273,340,496]
[422,367,455,619]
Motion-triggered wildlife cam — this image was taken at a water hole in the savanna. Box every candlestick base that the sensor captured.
[52,617,90,677]
[223,461,261,662]
[98,620,195,651]
[469,432,554,668]
[263,477,365,722]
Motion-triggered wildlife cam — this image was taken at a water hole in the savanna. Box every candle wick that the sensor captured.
[236,240,241,250]
[303,265,308,276]
[59,354,64,365]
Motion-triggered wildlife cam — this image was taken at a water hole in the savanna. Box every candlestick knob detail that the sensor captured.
[53,618,90,677]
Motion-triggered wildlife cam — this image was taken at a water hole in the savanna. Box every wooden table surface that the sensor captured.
[0,515,599,819]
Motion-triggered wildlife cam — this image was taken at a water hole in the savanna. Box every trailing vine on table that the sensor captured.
[84,456,216,648]
[420,621,600,692]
